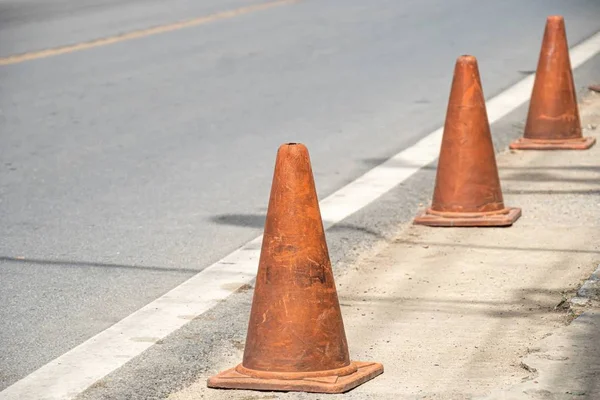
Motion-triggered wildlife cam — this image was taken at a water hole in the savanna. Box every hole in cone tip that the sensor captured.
[278,142,306,153]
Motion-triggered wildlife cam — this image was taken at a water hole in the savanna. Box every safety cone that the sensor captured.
[510,16,596,150]
[414,55,521,227]
[207,143,383,393]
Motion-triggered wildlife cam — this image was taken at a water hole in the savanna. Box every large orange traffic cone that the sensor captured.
[207,143,383,393]
[414,55,521,227]
[510,16,596,150]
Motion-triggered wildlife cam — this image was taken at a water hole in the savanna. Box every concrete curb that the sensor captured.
[570,264,600,307]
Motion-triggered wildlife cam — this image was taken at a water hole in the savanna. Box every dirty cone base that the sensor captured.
[207,361,383,393]
[509,137,596,150]
[414,207,522,227]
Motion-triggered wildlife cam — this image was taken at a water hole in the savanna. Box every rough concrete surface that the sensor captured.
[167,94,600,400]
[483,311,600,400]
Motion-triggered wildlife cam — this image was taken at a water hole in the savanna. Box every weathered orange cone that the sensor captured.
[207,143,383,393]
[414,55,521,227]
[510,16,596,150]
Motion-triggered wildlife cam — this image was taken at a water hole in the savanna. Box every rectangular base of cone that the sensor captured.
[509,137,596,150]
[207,361,383,394]
[413,207,521,227]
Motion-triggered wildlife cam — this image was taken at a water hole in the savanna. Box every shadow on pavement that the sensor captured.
[340,286,574,320]
[504,189,600,195]
[0,256,195,273]
[210,213,385,239]
[502,171,600,183]
[395,239,600,255]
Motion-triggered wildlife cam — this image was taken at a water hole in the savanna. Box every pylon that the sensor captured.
[510,16,596,150]
[207,143,383,393]
[414,55,521,227]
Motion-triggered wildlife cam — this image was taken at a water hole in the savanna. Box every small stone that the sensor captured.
[570,297,590,306]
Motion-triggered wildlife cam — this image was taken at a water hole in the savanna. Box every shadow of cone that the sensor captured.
[510,16,596,150]
[207,143,383,393]
[414,55,521,227]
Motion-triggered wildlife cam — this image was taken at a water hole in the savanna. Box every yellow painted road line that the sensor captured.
[0,0,298,66]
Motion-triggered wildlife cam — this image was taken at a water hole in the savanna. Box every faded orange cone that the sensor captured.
[207,143,383,393]
[510,16,596,150]
[414,55,521,227]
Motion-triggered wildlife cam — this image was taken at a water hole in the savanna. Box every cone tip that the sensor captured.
[455,55,479,73]
[547,15,564,23]
[546,15,565,29]
[456,54,478,65]
[277,142,309,157]
[277,142,306,150]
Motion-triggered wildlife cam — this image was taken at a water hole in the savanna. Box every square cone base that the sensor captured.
[413,207,522,227]
[509,137,596,150]
[207,361,383,394]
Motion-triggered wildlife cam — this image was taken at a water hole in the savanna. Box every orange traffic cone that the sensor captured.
[207,143,383,393]
[510,16,596,150]
[414,55,521,227]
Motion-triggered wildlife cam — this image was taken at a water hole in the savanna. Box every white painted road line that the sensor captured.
[2,30,600,400]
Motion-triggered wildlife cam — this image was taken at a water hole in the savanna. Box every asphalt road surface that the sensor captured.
[1,0,600,394]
